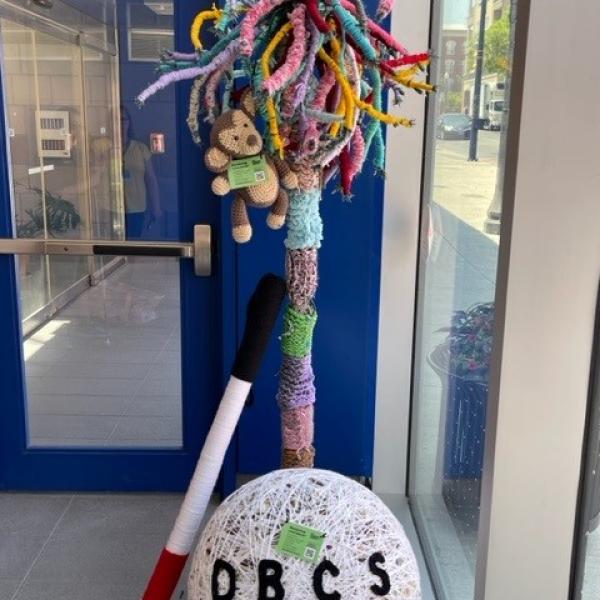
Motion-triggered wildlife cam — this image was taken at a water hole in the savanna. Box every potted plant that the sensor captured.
[16,186,81,238]
[428,302,495,508]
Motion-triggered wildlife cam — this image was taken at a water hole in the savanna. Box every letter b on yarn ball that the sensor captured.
[258,560,285,599]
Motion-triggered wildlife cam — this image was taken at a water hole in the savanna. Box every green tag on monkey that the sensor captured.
[227,155,268,189]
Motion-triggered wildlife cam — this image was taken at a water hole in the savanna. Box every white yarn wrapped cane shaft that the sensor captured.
[167,376,251,554]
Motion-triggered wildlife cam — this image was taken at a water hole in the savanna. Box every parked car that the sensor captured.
[437,113,472,140]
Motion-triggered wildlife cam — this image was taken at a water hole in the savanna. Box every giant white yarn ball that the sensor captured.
[189,469,420,599]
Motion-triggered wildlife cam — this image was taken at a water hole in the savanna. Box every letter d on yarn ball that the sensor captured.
[212,559,236,600]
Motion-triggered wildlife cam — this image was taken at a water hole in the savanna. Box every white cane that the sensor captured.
[142,273,286,600]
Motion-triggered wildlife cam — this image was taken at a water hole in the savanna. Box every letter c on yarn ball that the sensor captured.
[211,559,236,600]
[369,552,392,596]
[258,559,285,600]
[313,559,341,600]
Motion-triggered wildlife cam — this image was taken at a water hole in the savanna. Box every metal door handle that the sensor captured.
[0,224,212,276]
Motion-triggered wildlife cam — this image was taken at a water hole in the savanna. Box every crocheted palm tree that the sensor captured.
[138,0,432,469]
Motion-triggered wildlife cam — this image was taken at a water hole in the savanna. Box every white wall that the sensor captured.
[477,0,600,597]
[372,0,430,494]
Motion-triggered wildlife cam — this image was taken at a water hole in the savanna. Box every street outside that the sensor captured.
[433,129,501,243]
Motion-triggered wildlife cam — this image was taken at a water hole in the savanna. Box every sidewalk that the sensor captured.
[433,131,501,244]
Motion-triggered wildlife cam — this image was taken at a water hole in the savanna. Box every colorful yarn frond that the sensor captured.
[137,0,433,191]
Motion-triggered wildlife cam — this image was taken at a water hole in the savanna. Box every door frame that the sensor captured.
[0,1,232,492]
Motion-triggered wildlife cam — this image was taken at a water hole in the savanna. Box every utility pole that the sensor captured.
[469,0,488,161]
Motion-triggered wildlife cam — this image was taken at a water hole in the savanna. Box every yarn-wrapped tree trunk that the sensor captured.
[138,0,433,469]
[277,165,322,467]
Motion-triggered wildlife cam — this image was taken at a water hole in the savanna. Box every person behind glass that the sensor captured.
[120,106,162,239]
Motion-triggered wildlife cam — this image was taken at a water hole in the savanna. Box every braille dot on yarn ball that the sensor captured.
[188,469,421,599]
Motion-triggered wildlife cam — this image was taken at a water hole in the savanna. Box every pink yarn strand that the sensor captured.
[240,0,289,56]
[302,68,336,156]
[348,127,365,180]
[263,5,307,96]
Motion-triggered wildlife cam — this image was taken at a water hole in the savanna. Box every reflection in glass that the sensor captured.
[0,7,182,449]
[409,0,517,598]
[573,287,600,600]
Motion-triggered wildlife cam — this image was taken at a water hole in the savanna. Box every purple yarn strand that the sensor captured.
[164,50,198,61]
[293,20,321,109]
[138,41,240,105]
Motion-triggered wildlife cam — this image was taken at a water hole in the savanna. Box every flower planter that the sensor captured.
[428,342,489,508]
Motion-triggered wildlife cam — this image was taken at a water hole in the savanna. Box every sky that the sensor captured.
[443,0,471,24]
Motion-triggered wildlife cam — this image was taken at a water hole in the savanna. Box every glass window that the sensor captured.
[572,287,600,600]
[408,0,518,598]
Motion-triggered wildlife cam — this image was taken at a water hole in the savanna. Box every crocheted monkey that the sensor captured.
[205,91,298,243]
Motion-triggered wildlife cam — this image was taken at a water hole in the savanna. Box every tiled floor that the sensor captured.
[0,492,435,600]
[23,258,183,448]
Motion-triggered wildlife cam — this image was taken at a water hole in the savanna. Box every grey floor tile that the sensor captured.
[0,579,20,598]
[126,397,181,417]
[26,376,140,397]
[55,494,182,538]
[0,494,71,580]
[24,532,168,585]
[135,378,182,397]
[27,395,133,417]
[154,351,180,365]
[58,349,162,365]
[28,439,109,449]
[28,415,119,440]
[13,580,149,600]
[108,416,182,442]
[0,534,49,580]
[34,363,150,381]
[0,494,71,536]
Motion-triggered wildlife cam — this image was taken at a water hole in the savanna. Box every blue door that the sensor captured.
[0,0,382,491]
[0,1,230,491]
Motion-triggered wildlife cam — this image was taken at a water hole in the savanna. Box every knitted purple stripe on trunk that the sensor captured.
[277,354,316,410]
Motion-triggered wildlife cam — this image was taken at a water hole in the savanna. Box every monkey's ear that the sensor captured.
[205,146,229,172]
[240,90,256,118]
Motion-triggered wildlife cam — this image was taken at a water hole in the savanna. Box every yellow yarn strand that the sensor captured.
[261,21,293,157]
[329,96,346,137]
[191,6,223,50]
[328,33,350,136]
[393,62,435,93]
[319,48,412,128]
[317,48,355,130]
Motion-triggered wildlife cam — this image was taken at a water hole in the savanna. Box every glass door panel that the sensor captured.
[408,0,518,598]
[0,7,183,450]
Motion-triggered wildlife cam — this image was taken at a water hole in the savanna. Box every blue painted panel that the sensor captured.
[236,169,384,477]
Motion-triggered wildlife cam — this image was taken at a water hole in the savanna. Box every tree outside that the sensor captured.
[467,13,510,77]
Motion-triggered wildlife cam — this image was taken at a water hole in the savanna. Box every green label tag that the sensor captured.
[227,155,268,189]
[276,522,326,563]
